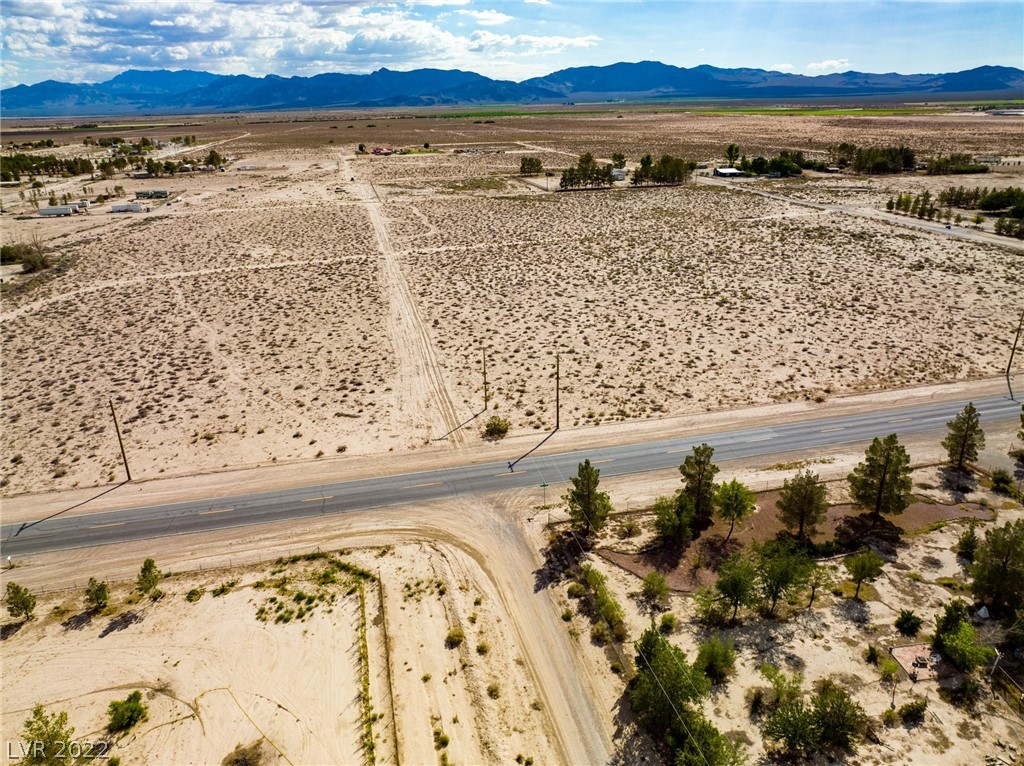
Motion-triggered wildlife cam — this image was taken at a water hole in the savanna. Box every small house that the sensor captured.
[111,202,144,213]
[39,206,75,217]
[714,167,744,178]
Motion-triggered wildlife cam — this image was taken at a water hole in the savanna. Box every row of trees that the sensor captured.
[926,153,989,175]
[937,184,1024,214]
[5,558,160,623]
[631,154,695,185]
[0,153,95,182]
[559,153,614,189]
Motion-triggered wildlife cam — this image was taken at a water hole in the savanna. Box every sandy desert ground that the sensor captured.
[2,110,1022,496]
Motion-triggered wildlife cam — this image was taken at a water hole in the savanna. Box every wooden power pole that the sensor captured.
[109,398,132,481]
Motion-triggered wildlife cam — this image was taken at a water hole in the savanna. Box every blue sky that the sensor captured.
[1,1,1020,87]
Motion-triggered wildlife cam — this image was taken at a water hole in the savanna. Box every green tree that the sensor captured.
[107,690,147,732]
[611,152,626,169]
[956,521,979,561]
[971,519,1024,615]
[85,578,109,610]
[653,495,691,543]
[763,699,817,758]
[812,680,868,752]
[679,443,719,528]
[205,149,223,167]
[5,581,36,621]
[715,478,755,541]
[806,563,835,607]
[519,156,543,176]
[563,459,612,534]
[631,625,709,732]
[933,599,995,671]
[843,549,884,599]
[136,558,161,594]
[848,434,913,522]
[754,540,812,616]
[941,402,985,474]
[776,469,828,541]
[724,144,741,166]
[20,705,74,765]
[715,553,758,621]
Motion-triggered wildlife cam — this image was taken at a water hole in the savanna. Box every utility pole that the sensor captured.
[109,398,132,481]
[482,345,489,411]
[1007,306,1024,401]
[555,352,560,430]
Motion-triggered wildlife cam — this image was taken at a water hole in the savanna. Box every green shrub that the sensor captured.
[695,635,736,684]
[444,627,464,649]
[991,468,1014,495]
[865,644,880,664]
[881,708,899,727]
[590,622,610,645]
[482,416,511,440]
[956,523,979,561]
[486,682,500,699]
[641,571,669,607]
[212,580,237,597]
[658,613,677,634]
[897,698,927,724]
[566,582,585,598]
[476,640,490,655]
[85,578,109,610]
[107,691,147,732]
[895,609,923,637]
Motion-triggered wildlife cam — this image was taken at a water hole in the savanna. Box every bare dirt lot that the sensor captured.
[2,110,1022,496]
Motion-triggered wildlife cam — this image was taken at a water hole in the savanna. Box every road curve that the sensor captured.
[2,395,1018,557]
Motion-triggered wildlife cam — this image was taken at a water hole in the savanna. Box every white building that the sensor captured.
[714,167,744,178]
[110,202,145,213]
[39,206,75,217]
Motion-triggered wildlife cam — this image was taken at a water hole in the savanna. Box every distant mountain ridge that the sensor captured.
[3,62,1022,117]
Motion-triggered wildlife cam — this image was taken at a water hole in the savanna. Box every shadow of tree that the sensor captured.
[696,534,743,572]
[835,512,903,552]
[1,622,24,641]
[61,610,96,631]
[637,540,685,573]
[99,611,142,638]
[940,465,977,502]
[533,530,590,593]
[608,689,663,766]
[834,596,871,626]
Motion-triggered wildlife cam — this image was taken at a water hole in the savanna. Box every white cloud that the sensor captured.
[524,0,551,4]
[770,63,794,72]
[807,58,849,72]
[408,0,469,5]
[457,9,513,25]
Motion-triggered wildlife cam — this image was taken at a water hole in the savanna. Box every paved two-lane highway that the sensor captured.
[2,395,1019,557]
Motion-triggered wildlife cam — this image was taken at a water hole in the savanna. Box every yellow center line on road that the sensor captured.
[747,436,772,442]
[200,507,235,515]
[591,459,613,464]
[821,427,845,432]
[407,482,443,488]
[888,417,913,424]
[494,471,526,477]
[90,522,125,529]
[302,496,334,502]
[667,448,693,454]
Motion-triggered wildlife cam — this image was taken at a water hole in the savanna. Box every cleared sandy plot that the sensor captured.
[1,194,401,493]
[0,558,368,766]
[0,541,562,766]
[393,184,1021,433]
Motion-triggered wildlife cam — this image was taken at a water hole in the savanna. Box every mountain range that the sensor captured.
[3,62,1022,117]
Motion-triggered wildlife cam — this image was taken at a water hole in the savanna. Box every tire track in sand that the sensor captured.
[352,169,464,446]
